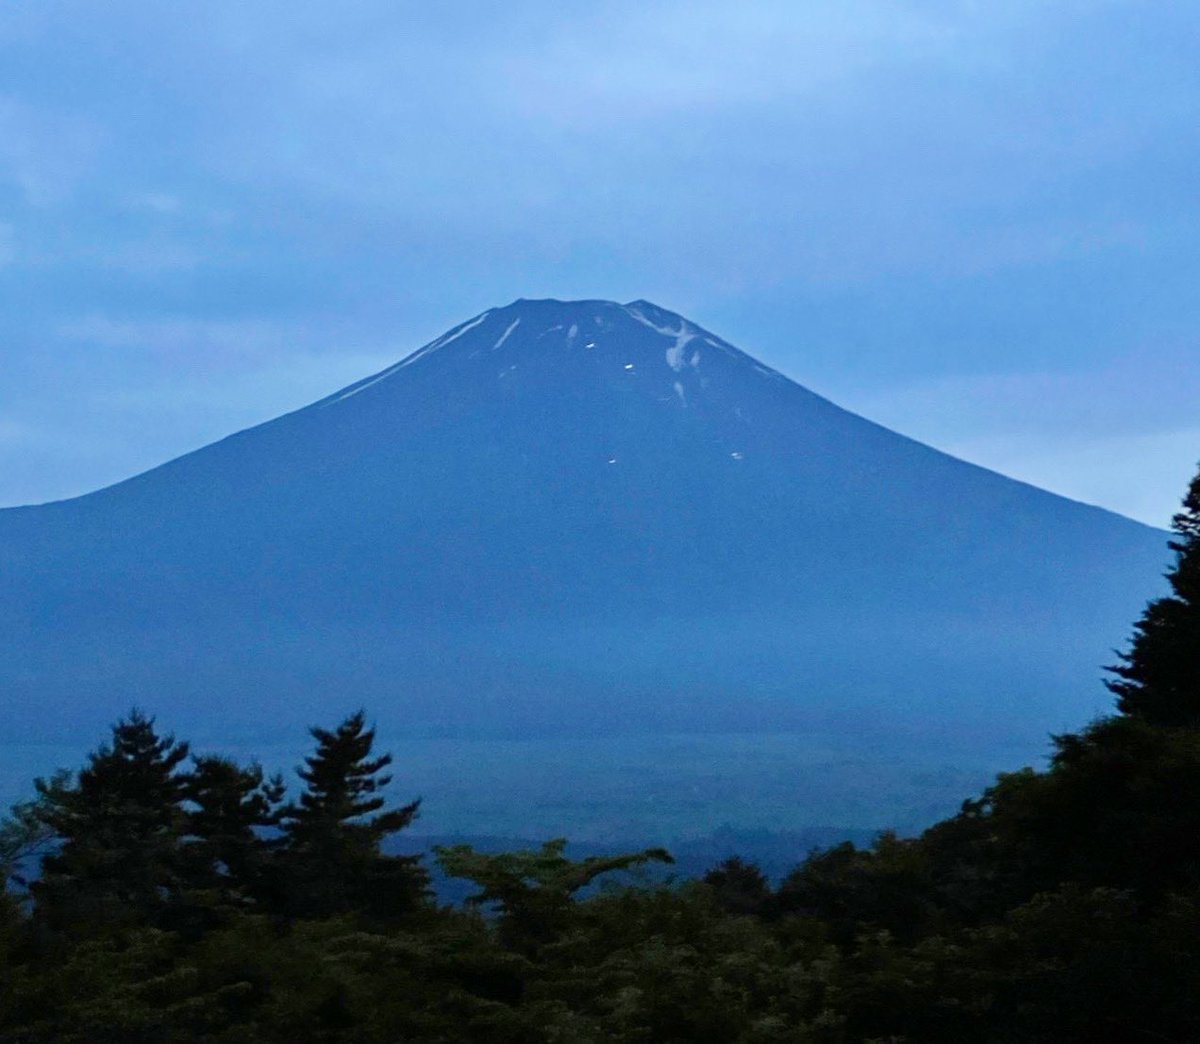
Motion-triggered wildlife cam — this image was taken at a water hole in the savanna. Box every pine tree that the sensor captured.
[1,770,70,893]
[184,755,284,908]
[279,710,426,918]
[31,710,190,933]
[1107,466,1200,726]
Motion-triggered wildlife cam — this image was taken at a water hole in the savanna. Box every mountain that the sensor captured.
[0,298,1168,771]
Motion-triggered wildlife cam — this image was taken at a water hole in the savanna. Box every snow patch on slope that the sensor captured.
[432,310,492,351]
[323,311,492,406]
[493,318,520,350]
[752,363,786,382]
[625,304,698,373]
[665,333,696,372]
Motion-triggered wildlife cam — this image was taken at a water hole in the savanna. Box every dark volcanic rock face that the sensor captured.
[0,299,1167,746]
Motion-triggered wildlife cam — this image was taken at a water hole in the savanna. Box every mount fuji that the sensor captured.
[0,299,1168,805]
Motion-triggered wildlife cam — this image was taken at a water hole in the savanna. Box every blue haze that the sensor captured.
[0,299,1170,838]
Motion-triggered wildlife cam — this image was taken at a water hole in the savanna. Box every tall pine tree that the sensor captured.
[278,711,427,919]
[183,755,284,909]
[1108,465,1200,726]
[32,710,190,933]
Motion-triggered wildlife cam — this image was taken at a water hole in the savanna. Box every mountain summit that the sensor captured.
[0,299,1167,754]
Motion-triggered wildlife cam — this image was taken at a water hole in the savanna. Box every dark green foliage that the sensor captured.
[1108,466,1200,725]
[0,769,69,892]
[1011,717,1200,898]
[702,856,772,917]
[436,838,673,953]
[821,885,1200,1043]
[772,832,936,943]
[278,710,428,920]
[525,882,840,1042]
[31,710,190,934]
[183,755,284,910]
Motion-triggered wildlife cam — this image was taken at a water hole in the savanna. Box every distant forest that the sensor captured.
[3,470,1200,1042]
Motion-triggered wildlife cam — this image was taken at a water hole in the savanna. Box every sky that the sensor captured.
[1,1,1198,526]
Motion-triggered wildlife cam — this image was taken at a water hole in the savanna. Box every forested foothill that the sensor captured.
[4,470,1200,1042]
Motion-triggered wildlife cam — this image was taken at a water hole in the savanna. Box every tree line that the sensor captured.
[2,470,1200,1040]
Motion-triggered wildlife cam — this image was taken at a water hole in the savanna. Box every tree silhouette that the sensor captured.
[1108,465,1200,726]
[436,838,673,952]
[702,856,772,917]
[184,755,284,909]
[31,710,190,933]
[279,710,426,918]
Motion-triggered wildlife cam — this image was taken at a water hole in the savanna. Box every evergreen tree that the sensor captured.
[1108,465,1200,726]
[1,770,70,893]
[183,755,284,908]
[279,710,427,919]
[31,710,190,933]
[702,856,772,917]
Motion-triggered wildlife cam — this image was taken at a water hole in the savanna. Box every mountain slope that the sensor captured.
[0,299,1168,750]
